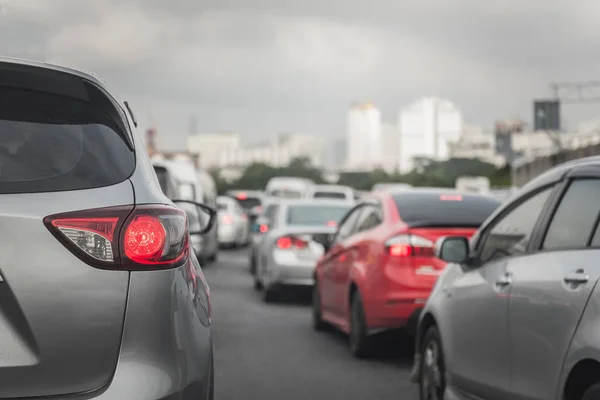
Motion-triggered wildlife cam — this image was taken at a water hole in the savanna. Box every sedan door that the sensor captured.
[506,177,600,400]
[446,186,553,400]
[319,205,363,320]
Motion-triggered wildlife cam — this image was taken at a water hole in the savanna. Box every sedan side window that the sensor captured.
[334,207,362,244]
[354,205,383,233]
[479,187,552,263]
[544,179,600,250]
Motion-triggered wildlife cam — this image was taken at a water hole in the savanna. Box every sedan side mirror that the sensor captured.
[172,200,217,235]
[435,236,470,264]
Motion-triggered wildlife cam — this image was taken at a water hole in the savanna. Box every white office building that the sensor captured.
[217,133,325,168]
[187,132,242,169]
[345,103,383,171]
[398,97,463,173]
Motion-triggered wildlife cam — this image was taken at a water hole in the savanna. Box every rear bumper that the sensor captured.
[93,265,213,400]
[218,226,237,244]
[263,252,317,287]
[366,290,427,332]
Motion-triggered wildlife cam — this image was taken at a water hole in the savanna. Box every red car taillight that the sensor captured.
[385,234,435,257]
[221,214,233,225]
[44,205,189,270]
[276,236,308,250]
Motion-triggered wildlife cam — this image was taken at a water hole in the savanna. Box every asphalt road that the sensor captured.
[203,247,418,400]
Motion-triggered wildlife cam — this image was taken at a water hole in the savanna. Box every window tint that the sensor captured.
[269,189,302,198]
[355,205,383,232]
[479,188,552,263]
[393,192,500,227]
[286,204,352,226]
[313,191,347,200]
[0,79,134,194]
[236,197,261,209]
[335,207,362,244]
[545,179,600,249]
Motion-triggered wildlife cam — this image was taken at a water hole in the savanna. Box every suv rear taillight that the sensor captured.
[276,236,308,250]
[385,234,435,257]
[44,204,190,270]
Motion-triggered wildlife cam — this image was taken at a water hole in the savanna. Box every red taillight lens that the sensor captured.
[385,234,434,257]
[221,214,233,224]
[259,224,269,233]
[276,236,308,250]
[44,205,189,271]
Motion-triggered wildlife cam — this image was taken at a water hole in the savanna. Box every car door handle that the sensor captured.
[564,270,589,285]
[495,273,513,287]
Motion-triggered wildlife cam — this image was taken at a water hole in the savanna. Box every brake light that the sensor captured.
[327,220,337,227]
[385,234,435,257]
[237,192,248,200]
[259,224,269,233]
[276,236,308,250]
[44,205,190,271]
[221,214,233,224]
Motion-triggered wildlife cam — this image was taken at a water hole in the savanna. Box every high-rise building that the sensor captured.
[187,132,242,169]
[398,97,463,173]
[345,102,383,171]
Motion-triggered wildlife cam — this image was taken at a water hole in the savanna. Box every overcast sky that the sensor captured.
[1,0,599,150]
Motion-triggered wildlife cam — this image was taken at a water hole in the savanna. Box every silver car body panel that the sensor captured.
[0,57,212,399]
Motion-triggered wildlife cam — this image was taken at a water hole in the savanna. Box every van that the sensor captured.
[152,159,219,263]
[265,177,315,199]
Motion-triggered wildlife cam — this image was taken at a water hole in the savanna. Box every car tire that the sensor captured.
[263,287,277,303]
[348,292,372,358]
[312,282,328,331]
[208,251,217,263]
[250,253,256,275]
[418,325,446,400]
[582,384,600,400]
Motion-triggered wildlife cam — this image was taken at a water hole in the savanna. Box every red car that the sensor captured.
[312,188,500,357]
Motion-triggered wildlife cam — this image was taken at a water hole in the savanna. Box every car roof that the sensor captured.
[277,198,355,208]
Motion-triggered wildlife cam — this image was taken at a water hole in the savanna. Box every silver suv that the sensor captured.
[0,57,216,399]
[411,156,600,400]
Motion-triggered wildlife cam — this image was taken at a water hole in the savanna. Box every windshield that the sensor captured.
[313,191,346,199]
[269,189,302,199]
[286,204,352,226]
[393,192,500,227]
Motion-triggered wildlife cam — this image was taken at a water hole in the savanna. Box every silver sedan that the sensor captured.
[253,199,354,303]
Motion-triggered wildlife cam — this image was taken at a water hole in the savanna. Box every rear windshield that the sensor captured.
[286,205,352,226]
[269,189,302,198]
[236,197,261,209]
[393,192,500,227]
[217,201,228,211]
[313,191,346,199]
[0,73,134,194]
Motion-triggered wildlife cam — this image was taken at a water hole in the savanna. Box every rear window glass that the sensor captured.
[270,189,302,198]
[393,192,500,227]
[0,76,134,194]
[286,205,352,226]
[217,201,228,211]
[236,197,261,209]
[313,191,346,199]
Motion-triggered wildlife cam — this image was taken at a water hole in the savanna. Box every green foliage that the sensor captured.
[211,157,511,195]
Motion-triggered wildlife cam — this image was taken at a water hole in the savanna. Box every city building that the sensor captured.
[187,132,242,169]
[381,123,400,173]
[345,102,383,171]
[398,97,463,173]
[448,125,505,167]
[217,133,325,168]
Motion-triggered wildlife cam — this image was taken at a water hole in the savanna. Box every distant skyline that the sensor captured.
[2,0,600,150]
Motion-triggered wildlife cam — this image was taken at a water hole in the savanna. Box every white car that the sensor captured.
[217,196,250,247]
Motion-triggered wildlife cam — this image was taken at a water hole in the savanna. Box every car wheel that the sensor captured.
[419,325,446,400]
[312,282,328,331]
[348,292,372,358]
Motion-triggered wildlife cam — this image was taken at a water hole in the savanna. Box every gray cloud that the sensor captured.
[1,0,599,150]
